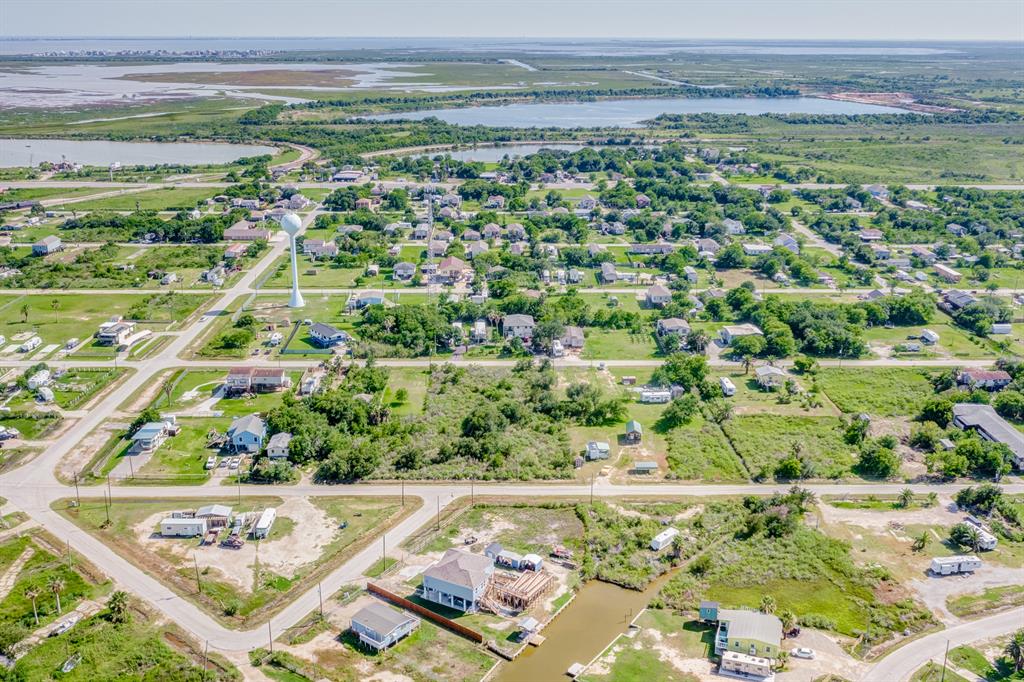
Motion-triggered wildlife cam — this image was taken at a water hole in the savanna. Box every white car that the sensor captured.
[204,456,217,470]
[229,457,241,470]
[792,648,815,660]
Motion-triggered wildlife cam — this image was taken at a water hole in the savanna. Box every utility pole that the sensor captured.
[268,623,273,653]
[318,583,323,618]
[203,641,209,673]
[74,470,80,507]
[106,473,111,500]
[382,535,387,574]
[127,454,134,479]
[401,480,404,507]
[104,490,110,525]
[194,554,202,594]
[66,539,72,570]
[940,640,950,682]
[436,497,440,530]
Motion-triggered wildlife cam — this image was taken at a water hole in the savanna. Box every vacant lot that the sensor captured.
[68,187,218,212]
[817,367,939,416]
[721,414,856,479]
[665,418,748,482]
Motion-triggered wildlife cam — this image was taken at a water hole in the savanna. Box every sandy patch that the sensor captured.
[133,496,341,592]
[819,497,957,530]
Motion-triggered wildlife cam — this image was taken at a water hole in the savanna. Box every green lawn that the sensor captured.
[948,644,1024,681]
[580,610,709,682]
[947,584,1024,619]
[580,329,658,360]
[51,368,127,409]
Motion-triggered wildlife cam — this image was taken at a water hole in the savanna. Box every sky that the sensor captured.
[1,0,1021,41]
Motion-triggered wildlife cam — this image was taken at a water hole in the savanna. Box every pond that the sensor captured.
[495,570,678,681]
[0,138,278,168]
[366,96,909,128]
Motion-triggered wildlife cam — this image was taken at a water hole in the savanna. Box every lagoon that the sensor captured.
[0,138,277,168]
[367,96,909,128]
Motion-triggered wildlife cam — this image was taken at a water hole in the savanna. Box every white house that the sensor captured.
[350,602,420,651]
[266,432,292,459]
[646,284,672,307]
[503,314,535,340]
[755,365,787,390]
[720,324,763,345]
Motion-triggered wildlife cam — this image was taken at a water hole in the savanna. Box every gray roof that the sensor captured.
[228,414,266,439]
[310,322,345,338]
[504,314,534,328]
[352,602,417,635]
[424,549,493,590]
[196,504,232,518]
[267,432,292,449]
[952,403,1024,464]
[719,609,782,646]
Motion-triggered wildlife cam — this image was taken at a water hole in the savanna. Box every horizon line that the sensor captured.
[0,35,1018,43]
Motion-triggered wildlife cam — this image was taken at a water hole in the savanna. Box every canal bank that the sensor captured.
[493,569,679,680]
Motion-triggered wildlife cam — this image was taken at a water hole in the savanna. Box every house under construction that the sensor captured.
[484,570,555,612]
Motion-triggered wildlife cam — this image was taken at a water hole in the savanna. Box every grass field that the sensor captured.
[721,414,856,479]
[816,367,940,416]
[65,187,218,212]
[580,610,710,682]
[0,292,208,353]
[665,417,748,481]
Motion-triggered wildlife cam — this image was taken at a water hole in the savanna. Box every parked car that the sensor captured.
[229,457,241,469]
[792,648,815,660]
[50,614,81,637]
[204,456,217,470]
[218,458,229,468]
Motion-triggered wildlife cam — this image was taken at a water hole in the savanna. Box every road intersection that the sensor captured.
[0,206,1021,678]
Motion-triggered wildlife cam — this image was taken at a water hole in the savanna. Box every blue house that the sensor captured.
[421,549,494,612]
[227,414,266,453]
[350,602,419,651]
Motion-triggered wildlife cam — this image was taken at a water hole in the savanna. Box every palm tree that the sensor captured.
[779,609,796,634]
[48,576,65,615]
[25,586,41,625]
[1006,629,1024,673]
[897,488,915,509]
[759,594,777,615]
[50,298,60,322]
[20,303,29,323]
[965,526,982,553]
[106,590,131,624]
[912,531,930,552]
[742,355,753,375]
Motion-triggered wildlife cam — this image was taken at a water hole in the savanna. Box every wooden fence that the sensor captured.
[367,582,483,643]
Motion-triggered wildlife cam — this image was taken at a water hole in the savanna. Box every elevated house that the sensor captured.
[503,314,535,341]
[350,602,420,651]
[226,414,266,453]
[704,603,783,661]
[421,549,494,612]
[266,432,292,459]
[310,322,349,347]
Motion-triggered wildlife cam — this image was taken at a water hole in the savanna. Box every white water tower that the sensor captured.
[281,212,305,308]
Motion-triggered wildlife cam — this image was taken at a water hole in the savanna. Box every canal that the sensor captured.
[495,570,678,681]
